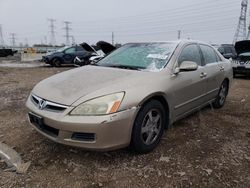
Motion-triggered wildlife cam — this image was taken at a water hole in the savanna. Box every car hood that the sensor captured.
[80,42,97,53]
[235,40,250,55]
[96,41,116,54]
[32,65,154,106]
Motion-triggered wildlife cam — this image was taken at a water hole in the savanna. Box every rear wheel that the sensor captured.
[130,100,166,153]
[213,80,228,108]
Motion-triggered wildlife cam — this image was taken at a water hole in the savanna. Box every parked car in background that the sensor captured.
[42,43,98,67]
[0,48,17,57]
[217,44,237,59]
[232,40,250,77]
[74,41,116,66]
[26,40,233,153]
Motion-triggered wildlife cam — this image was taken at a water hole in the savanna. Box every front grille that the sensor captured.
[31,94,68,112]
[71,132,95,142]
[232,60,250,65]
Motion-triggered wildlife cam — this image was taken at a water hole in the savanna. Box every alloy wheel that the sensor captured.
[219,84,227,105]
[141,109,162,145]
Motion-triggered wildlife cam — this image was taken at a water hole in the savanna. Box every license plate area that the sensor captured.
[28,112,43,128]
[28,112,59,137]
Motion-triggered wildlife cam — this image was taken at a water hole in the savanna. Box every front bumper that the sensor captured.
[26,97,138,151]
[42,56,51,64]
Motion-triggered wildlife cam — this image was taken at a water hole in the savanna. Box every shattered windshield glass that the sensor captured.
[97,42,177,71]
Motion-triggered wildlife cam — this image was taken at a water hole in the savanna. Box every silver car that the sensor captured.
[26,40,233,153]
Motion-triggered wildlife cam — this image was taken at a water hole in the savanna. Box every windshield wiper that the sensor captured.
[103,64,144,70]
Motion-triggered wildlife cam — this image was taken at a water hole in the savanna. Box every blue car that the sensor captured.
[42,43,97,67]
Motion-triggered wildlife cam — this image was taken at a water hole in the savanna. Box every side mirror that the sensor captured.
[179,61,198,72]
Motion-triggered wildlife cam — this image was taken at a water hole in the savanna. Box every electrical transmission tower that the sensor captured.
[247,6,250,39]
[48,18,56,46]
[10,33,17,47]
[234,0,248,43]
[63,21,72,46]
[71,36,75,45]
[0,25,4,47]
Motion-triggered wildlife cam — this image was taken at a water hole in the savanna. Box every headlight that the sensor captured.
[70,92,125,116]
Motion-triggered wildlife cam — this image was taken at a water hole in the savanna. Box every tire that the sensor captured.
[212,80,229,109]
[130,100,166,153]
[52,58,62,67]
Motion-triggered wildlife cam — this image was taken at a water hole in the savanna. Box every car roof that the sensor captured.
[124,40,212,46]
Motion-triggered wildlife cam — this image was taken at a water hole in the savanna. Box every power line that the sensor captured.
[48,18,56,46]
[74,0,237,25]
[63,21,72,46]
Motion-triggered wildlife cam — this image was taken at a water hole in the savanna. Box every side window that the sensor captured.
[64,47,76,54]
[200,45,218,64]
[218,47,225,54]
[224,47,232,54]
[178,44,202,66]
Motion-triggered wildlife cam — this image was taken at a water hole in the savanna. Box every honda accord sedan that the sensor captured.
[26,40,233,153]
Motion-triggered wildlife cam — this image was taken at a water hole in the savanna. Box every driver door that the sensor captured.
[172,44,207,119]
[63,47,76,63]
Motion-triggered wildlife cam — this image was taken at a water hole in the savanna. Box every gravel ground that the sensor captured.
[0,64,249,188]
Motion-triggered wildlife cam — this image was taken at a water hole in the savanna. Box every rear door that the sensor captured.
[173,44,207,118]
[199,44,225,101]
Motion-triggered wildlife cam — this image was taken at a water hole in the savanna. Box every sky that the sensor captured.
[0,0,244,46]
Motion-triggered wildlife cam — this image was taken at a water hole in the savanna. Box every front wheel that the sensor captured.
[130,100,166,153]
[213,80,228,108]
[52,58,62,67]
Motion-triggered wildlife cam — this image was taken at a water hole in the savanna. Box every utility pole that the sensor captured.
[44,36,47,45]
[10,33,17,47]
[63,21,72,46]
[234,0,248,43]
[0,25,4,46]
[25,38,28,47]
[112,32,114,45]
[177,30,181,40]
[48,18,56,46]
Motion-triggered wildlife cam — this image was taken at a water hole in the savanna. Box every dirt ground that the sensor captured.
[0,62,249,188]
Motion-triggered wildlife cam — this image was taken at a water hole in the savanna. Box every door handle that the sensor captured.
[220,66,225,71]
[200,72,207,78]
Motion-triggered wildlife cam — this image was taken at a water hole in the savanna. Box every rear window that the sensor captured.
[200,45,218,64]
